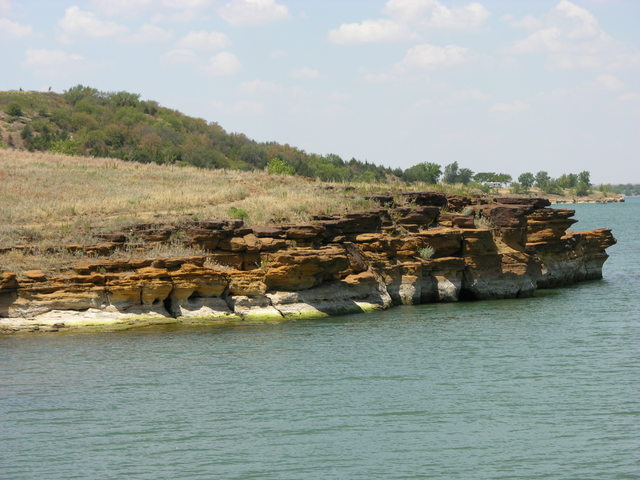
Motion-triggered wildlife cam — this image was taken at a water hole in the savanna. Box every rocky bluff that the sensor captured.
[0,193,616,332]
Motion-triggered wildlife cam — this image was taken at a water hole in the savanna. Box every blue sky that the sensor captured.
[1,0,639,183]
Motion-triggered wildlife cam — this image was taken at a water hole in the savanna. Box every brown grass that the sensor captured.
[0,149,477,274]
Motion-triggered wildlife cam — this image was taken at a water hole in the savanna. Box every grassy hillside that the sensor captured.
[0,86,399,182]
[1,87,611,197]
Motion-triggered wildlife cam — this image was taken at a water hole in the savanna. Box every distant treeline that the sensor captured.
[608,184,640,196]
[511,170,593,196]
[402,162,595,196]
[0,86,594,194]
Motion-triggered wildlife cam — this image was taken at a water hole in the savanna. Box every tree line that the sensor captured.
[1,86,397,183]
[605,184,640,196]
[400,161,593,196]
[513,171,592,196]
[0,86,595,195]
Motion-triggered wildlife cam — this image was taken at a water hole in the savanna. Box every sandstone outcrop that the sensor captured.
[0,194,616,333]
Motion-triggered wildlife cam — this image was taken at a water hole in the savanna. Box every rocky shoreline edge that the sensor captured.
[549,194,625,204]
[0,193,616,334]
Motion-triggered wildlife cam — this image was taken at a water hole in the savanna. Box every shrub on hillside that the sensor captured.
[50,138,82,155]
[228,206,249,220]
[267,157,295,175]
[5,103,22,117]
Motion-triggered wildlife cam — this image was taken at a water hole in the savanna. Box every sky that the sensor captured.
[1,0,639,183]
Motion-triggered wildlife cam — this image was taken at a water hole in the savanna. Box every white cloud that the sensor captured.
[92,0,214,18]
[24,48,84,75]
[201,51,241,76]
[556,0,601,40]
[0,18,32,38]
[58,6,127,42]
[178,31,231,50]
[396,43,469,71]
[238,79,282,95]
[328,0,488,47]
[595,74,622,91]
[164,48,197,63]
[219,0,289,26]
[508,1,639,70]
[291,67,320,79]
[490,100,530,113]
[91,0,153,16]
[142,0,216,22]
[510,26,565,55]
[128,24,173,43]
[619,92,640,102]
[328,19,416,45]
[502,13,543,30]
[384,0,489,30]
[163,0,213,9]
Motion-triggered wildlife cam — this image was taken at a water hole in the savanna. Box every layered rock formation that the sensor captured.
[0,193,616,333]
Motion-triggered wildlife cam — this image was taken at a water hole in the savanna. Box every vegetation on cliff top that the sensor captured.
[0,149,475,274]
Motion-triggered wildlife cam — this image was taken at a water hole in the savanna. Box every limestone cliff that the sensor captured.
[0,193,616,332]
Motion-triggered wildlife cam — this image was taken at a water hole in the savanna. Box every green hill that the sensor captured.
[0,86,400,183]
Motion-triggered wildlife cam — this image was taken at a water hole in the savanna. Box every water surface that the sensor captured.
[2,199,639,479]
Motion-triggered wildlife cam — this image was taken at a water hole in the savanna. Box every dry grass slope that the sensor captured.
[0,150,476,274]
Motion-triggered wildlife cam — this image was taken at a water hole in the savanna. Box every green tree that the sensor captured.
[578,171,591,186]
[541,179,562,195]
[458,168,474,185]
[535,171,551,188]
[518,172,535,188]
[557,173,578,189]
[574,171,591,196]
[63,85,100,106]
[473,172,497,183]
[403,162,442,183]
[108,91,141,108]
[442,161,459,184]
[494,173,512,184]
[475,172,511,185]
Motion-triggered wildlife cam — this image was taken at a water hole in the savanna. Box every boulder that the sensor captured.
[493,197,551,209]
[401,192,448,207]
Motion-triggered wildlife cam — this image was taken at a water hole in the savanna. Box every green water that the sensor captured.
[2,200,639,479]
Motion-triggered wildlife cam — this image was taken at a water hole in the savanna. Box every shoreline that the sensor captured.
[549,196,625,204]
[0,278,606,335]
[1,193,616,335]
[500,192,625,205]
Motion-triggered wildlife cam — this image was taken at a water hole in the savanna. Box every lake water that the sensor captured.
[2,199,639,480]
